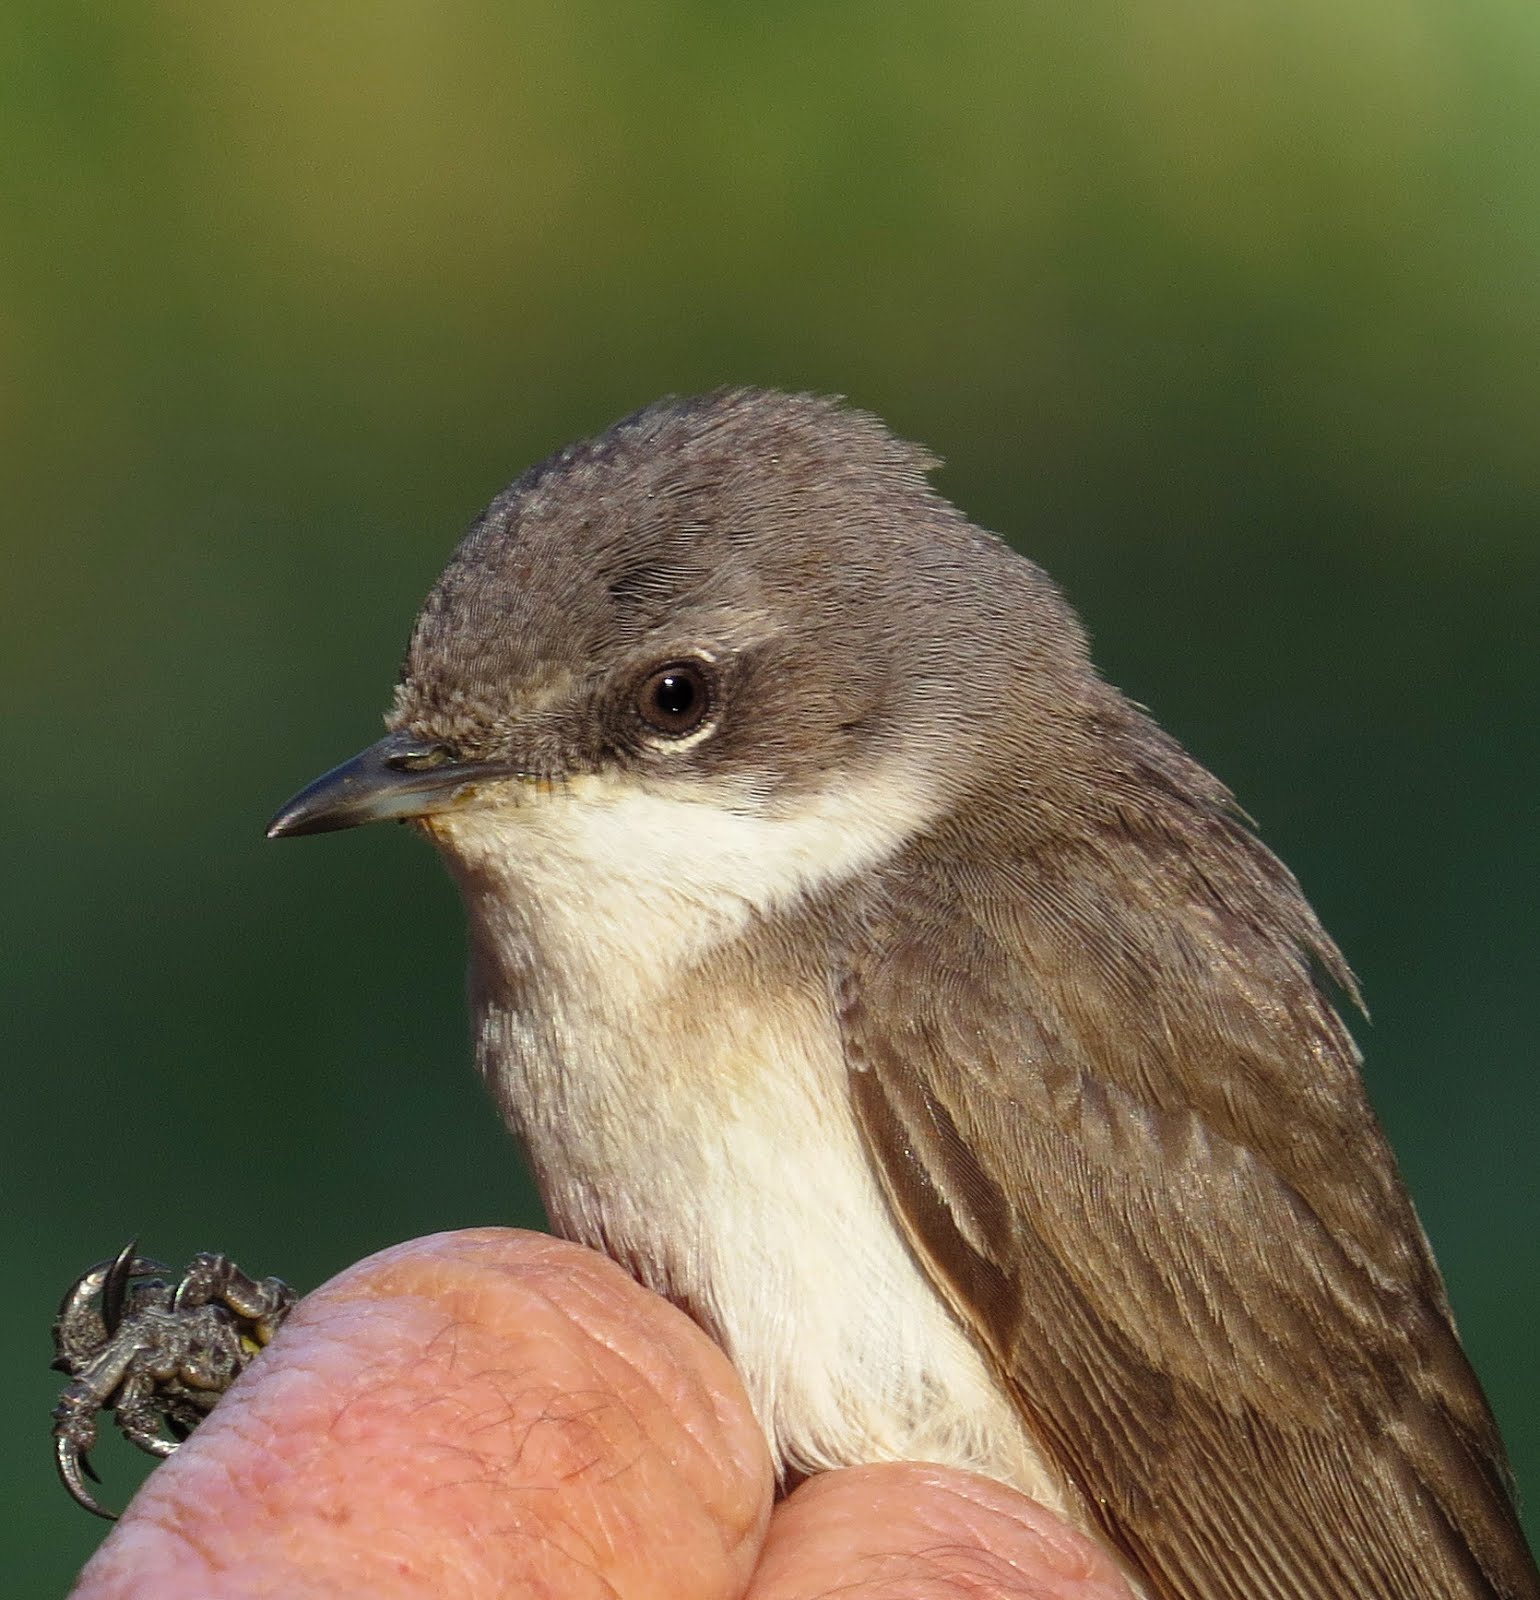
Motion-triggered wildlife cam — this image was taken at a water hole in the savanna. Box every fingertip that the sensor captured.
[747,1463,1136,1600]
[70,1229,774,1600]
[330,1228,776,1535]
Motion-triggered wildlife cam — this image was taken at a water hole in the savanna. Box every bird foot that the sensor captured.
[51,1241,296,1518]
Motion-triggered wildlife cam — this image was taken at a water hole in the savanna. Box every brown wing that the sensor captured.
[839,815,1538,1600]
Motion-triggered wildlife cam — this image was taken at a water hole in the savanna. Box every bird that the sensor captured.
[269,389,1538,1599]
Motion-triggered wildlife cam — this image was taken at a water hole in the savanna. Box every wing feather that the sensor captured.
[839,813,1536,1600]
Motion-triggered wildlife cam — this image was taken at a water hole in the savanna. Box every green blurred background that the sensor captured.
[5,1,1536,1589]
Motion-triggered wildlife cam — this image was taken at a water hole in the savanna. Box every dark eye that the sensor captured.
[636,660,714,738]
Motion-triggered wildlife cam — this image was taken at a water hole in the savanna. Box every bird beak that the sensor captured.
[266,731,500,839]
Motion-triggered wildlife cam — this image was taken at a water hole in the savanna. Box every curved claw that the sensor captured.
[54,1248,173,1350]
[100,1240,140,1339]
[55,1435,115,1522]
[54,1260,115,1340]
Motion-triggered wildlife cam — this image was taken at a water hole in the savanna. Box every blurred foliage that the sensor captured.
[3,1,1536,1590]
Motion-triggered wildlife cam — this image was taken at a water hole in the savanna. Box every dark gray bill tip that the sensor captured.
[266,732,472,840]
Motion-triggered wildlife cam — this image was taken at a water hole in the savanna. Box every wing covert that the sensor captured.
[839,835,1536,1600]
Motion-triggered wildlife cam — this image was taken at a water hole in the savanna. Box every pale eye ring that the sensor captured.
[636,659,715,739]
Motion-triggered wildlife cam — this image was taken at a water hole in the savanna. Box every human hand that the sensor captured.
[68,1229,1134,1599]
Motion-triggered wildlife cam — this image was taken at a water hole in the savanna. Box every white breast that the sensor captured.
[428,766,1069,1511]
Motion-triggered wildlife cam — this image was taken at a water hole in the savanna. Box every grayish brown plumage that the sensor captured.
[271,390,1538,1599]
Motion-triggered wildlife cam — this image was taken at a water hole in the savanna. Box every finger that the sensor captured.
[746,1464,1137,1600]
[70,1229,775,1600]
